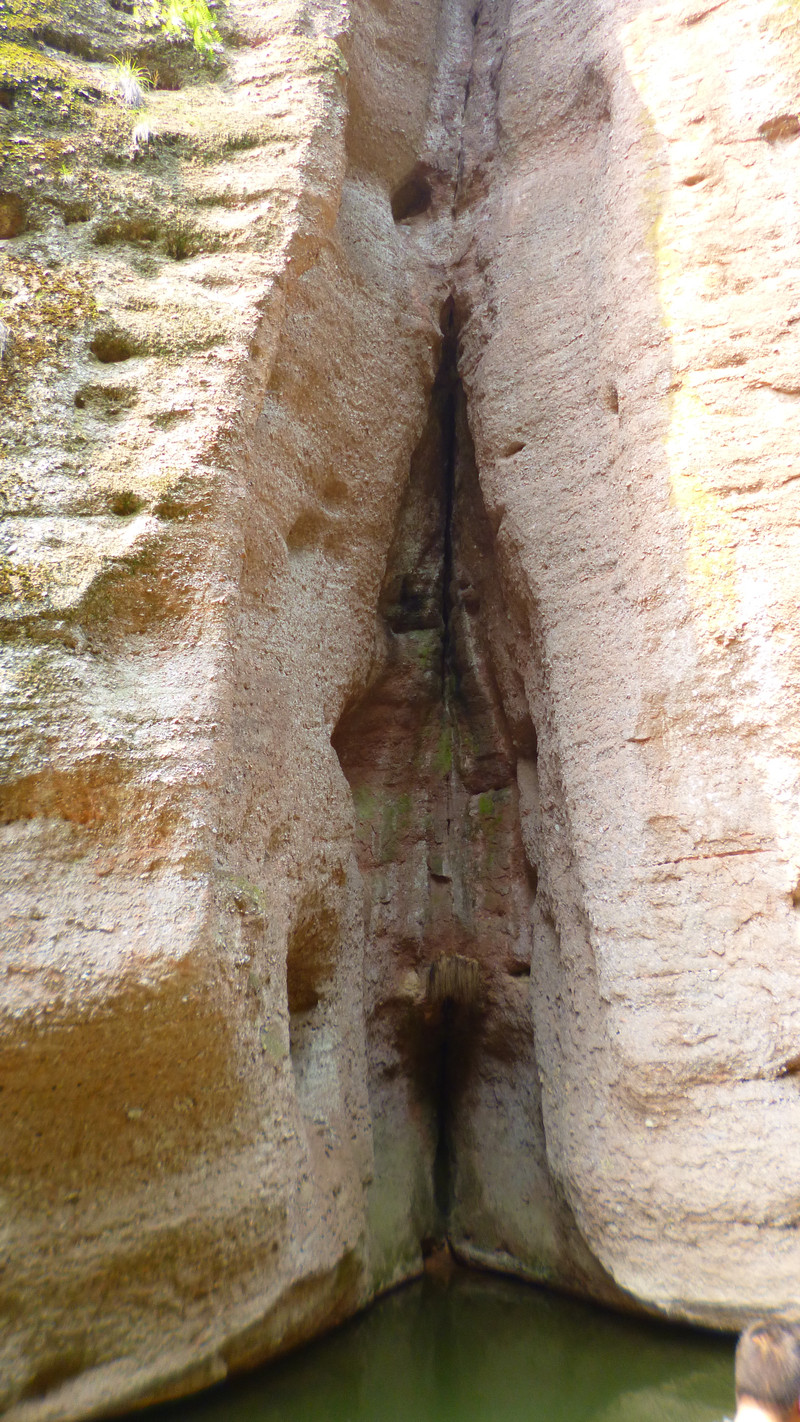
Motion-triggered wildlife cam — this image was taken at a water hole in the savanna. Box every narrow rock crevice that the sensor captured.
[332,300,539,1281]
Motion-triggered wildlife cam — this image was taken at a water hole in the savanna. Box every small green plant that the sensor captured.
[134,0,223,55]
[111,56,152,108]
[164,219,194,260]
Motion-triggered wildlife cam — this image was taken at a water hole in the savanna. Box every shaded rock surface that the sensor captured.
[3,0,800,1414]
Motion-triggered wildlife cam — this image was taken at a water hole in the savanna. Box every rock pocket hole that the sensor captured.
[287,509,324,554]
[74,382,137,416]
[149,64,181,90]
[287,898,337,1016]
[153,494,191,521]
[93,217,158,247]
[391,164,433,222]
[506,959,531,978]
[109,490,144,517]
[759,114,800,143]
[0,88,15,110]
[286,897,340,1117]
[0,193,27,239]
[524,857,539,898]
[90,332,135,364]
[164,225,195,261]
[604,382,619,414]
[502,440,526,458]
[63,202,92,225]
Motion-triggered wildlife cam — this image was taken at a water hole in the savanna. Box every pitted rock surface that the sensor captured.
[3,0,800,1415]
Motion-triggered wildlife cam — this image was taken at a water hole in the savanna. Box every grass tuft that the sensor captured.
[111,56,151,109]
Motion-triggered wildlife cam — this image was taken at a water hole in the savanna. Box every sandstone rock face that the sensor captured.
[455,0,800,1324]
[3,0,800,1412]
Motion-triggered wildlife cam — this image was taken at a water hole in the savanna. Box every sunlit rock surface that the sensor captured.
[455,0,800,1323]
[2,0,800,1413]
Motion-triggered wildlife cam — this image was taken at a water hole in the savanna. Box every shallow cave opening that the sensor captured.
[333,297,538,1251]
[285,895,340,1118]
[390,162,434,222]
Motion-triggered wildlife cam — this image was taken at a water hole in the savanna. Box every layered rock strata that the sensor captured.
[3,0,800,1415]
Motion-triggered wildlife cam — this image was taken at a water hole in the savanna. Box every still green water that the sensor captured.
[153,1273,734,1422]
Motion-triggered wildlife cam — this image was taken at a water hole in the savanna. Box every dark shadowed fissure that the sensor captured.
[332,301,539,1258]
[419,301,470,1229]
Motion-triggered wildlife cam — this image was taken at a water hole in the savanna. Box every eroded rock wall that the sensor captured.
[5,0,800,1413]
[455,0,800,1323]
[0,0,465,1412]
[331,316,616,1300]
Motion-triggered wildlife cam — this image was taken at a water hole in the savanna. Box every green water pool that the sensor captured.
[150,1271,735,1422]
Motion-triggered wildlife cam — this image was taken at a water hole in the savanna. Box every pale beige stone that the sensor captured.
[457,0,800,1324]
[3,0,800,1413]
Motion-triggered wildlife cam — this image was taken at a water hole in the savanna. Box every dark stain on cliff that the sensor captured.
[332,301,537,1249]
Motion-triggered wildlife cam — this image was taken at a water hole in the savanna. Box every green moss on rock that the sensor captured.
[0,257,97,383]
[0,37,68,82]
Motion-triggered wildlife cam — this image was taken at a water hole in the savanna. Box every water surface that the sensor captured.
[153,1272,734,1422]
